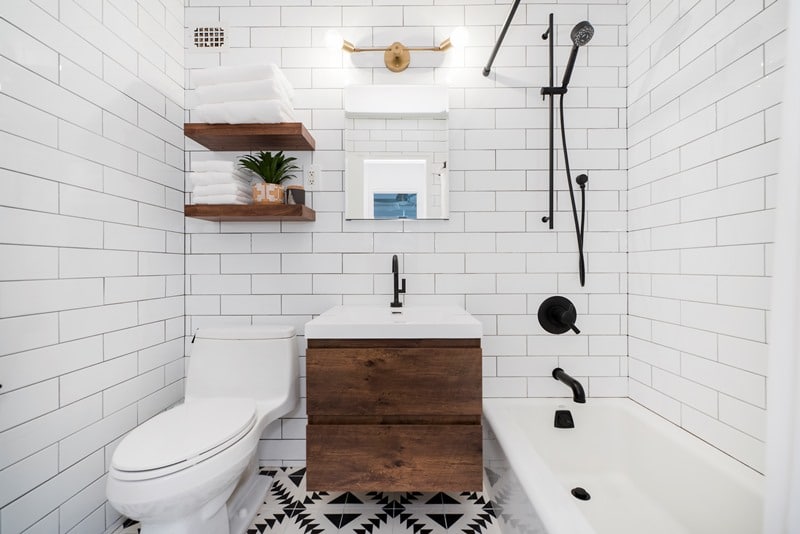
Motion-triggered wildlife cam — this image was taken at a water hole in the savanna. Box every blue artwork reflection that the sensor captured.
[373,193,418,219]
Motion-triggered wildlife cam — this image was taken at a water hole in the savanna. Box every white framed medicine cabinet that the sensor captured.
[343,85,450,220]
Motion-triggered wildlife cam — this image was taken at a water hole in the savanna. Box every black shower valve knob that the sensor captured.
[538,296,581,335]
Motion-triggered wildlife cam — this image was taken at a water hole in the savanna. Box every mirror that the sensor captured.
[343,85,449,220]
[345,151,448,219]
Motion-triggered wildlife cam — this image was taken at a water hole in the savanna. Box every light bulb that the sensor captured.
[325,30,344,51]
[450,26,469,48]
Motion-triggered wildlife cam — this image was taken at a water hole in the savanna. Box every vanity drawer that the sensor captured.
[306,347,482,416]
[306,423,483,492]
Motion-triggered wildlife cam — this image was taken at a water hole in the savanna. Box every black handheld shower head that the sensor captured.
[571,21,594,47]
[561,21,594,89]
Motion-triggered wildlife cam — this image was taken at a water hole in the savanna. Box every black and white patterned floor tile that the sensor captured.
[119,466,500,534]
[251,467,500,534]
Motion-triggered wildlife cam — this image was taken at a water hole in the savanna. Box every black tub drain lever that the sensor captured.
[554,409,574,429]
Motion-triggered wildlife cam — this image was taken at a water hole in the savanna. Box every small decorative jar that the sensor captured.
[286,185,306,205]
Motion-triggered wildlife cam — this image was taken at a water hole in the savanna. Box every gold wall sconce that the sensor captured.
[328,28,468,72]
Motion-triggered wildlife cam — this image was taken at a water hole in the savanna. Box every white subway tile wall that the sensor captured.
[627,0,784,472]
[0,1,185,532]
[185,0,627,467]
[1,0,782,529]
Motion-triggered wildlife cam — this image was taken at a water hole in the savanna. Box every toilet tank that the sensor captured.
[185,326,298,404]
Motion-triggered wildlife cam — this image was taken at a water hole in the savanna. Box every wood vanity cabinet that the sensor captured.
[305,338,482,492]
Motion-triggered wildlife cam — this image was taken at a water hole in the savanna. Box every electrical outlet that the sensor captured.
[306,164,321,191]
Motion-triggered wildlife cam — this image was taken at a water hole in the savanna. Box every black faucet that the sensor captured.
[553,368,585,403]
[390,254,406,308]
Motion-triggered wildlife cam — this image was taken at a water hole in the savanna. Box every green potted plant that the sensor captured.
[238,151,299,204]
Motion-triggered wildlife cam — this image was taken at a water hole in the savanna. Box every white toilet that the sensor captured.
[106,326,299,534]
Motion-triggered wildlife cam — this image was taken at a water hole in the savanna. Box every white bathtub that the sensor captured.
[483,398,764,534]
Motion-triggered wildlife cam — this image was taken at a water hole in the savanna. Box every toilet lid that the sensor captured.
[112,398,256,472]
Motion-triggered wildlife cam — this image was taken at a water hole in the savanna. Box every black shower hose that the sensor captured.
[559,93,587,286]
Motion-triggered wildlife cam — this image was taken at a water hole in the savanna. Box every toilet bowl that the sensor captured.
[106,326,299,534]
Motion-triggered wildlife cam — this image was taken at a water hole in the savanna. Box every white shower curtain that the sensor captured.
[764,1,800,532]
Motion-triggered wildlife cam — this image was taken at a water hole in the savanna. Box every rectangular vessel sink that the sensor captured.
[305,305,482,339]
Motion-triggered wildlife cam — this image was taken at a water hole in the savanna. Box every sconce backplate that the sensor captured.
[385,42,411,72]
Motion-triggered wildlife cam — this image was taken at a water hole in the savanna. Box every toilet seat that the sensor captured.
[112,398,256,481]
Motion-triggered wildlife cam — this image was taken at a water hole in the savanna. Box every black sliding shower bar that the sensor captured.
[540,14,594,287]
[540,13,556,229]
[482,0,522,77]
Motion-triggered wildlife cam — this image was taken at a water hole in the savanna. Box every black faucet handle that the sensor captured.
[538,296,580,335]
[557,304,580,334]
[399,278,406,294]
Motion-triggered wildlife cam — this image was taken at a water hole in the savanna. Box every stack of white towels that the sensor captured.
[190,160,253,205]
[191,64,296,124]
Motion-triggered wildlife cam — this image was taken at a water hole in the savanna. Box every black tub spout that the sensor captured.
[553,367,585,403]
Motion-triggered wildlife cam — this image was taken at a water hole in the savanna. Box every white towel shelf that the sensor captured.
[184,123,316,222]
[184,122,315,151]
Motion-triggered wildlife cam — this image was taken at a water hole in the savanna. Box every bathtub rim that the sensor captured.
[483,397,764,534]
[484,398,596,534]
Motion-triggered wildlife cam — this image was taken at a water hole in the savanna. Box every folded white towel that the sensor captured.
[193,99,296,125]
[193,182,253,196]
[192,64,293,93]
[192,192,252,205]
[189,171,253,186]
[194,78,293,107]
[192,160,237,173]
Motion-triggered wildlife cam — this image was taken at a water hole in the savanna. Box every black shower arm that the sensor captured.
[542,45,576,96]
[541,50,576,96]
[482,0,522,77]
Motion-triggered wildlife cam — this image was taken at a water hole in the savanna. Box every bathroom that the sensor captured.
[0,0,796,532]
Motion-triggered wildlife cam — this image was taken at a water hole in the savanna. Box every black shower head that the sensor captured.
[570,21,594,47]
[561,20,594,89]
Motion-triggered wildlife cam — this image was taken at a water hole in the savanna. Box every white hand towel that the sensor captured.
[194,78,293,106]
[192,192,252,205]
[193,182,253,196]
[192,64,293,93]
[189,171,252,186]
[192,160,237,173]
[193,99,296,124]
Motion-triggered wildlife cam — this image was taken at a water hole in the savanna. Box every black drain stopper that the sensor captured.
[571,487,591,501]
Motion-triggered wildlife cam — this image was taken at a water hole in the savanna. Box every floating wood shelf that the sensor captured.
[185,203,315,222]
[184,123,316,151]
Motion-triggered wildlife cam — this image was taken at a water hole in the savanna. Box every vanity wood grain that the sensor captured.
[306,338,482,492]
[307,424,482,492]
[307,347,481,416]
